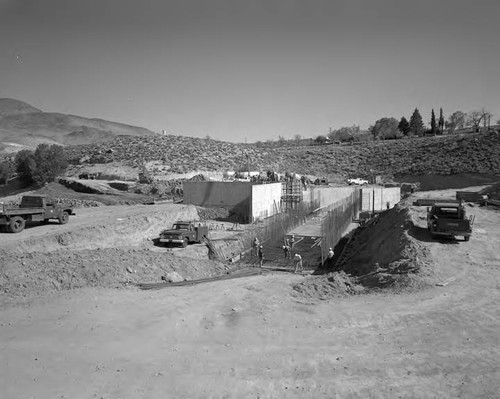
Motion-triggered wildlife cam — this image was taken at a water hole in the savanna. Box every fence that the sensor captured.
[320,191,361,261]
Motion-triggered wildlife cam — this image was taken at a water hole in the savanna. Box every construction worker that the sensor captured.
[327,247,335,268]
[252,237,260,257]
[289,235,296,249]
[258,245,264,267]
[293,253,303,273]
[283,244,291,259]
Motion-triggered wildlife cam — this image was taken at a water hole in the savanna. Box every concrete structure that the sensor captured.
[303,186,357,210]
[183,181,282,223]
[184,181,401,223]
[360,186,401,212]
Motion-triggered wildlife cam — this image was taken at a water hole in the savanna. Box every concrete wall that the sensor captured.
[183,181,252,221]
[360,187,401,211]
[251,183,282,221]
[303,186,357,209]
[183,181,282,223]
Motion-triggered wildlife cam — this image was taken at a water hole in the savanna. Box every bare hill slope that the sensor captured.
[0,98,155,152]
[66,131,500,179]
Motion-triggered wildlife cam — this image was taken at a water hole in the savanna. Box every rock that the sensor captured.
[164,271,184,283]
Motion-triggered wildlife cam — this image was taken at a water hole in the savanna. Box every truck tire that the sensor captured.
[58,211,69,224]
[9,216,26,233]
[182,237,188,248]
[464,236,470,241]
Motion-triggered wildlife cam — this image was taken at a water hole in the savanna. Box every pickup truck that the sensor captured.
[347,177,369,186]
[159,221,208,247]
[427,202,474,241]
[0,195,74,233]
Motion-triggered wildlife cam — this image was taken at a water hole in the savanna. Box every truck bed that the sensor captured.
[1,207,46,216]
[431,218,472,236]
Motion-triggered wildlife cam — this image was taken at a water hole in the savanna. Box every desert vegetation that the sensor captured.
[64,130,500,179]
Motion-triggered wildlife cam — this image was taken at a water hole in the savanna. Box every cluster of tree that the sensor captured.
[372,108,434,139]
[445,109,495,134]
[370,107,496,141]
[329,125,372,143]
[14,144,68,186]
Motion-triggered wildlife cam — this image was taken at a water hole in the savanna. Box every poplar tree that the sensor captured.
[438,108,445,134]
[430,109,437,135]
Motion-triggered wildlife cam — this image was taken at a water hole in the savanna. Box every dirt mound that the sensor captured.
[291,271,363,301]
[292,204,432,301]
[340,205,431,289]
[0,247,226,300]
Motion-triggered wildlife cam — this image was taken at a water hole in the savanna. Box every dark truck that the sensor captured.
[0,195,74,233]
[427,202,474,241]
[159,221,208,247]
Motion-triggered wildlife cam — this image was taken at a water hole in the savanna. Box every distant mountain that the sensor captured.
[0,98,155,154]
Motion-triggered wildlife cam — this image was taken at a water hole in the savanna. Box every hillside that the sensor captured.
[0,98,155,152]
[64,131,500,179]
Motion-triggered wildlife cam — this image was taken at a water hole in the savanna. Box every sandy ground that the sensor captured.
[1,189,500,398]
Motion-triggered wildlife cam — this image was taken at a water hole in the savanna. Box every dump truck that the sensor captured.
[427,202,474,241]
[159,221,208,247]
[0,195,74,233]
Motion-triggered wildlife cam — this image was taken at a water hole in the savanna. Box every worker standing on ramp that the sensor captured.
[252,237,260,258]
[258,245,264,268]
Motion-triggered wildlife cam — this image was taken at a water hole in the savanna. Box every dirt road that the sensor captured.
[1,192,500,398]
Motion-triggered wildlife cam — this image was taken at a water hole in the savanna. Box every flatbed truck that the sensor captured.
[0,195,74,233]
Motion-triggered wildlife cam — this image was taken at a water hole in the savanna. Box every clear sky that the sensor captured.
[1,0,499,142]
